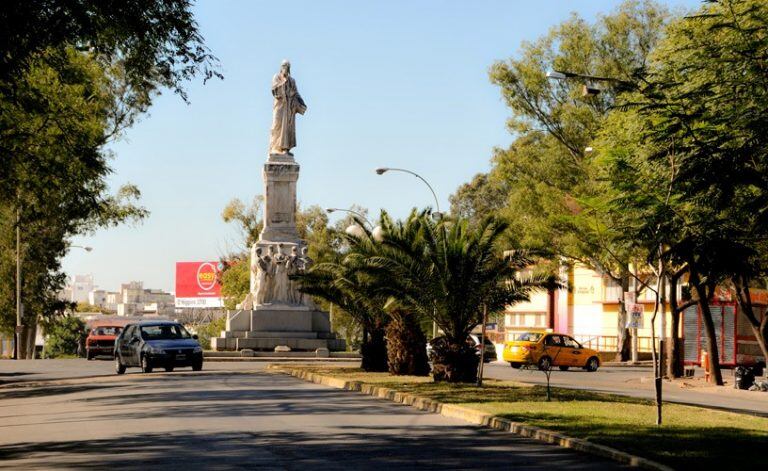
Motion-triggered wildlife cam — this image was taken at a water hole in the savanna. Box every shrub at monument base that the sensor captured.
[196,316,226,350]
[43,316,86,358]
[430,337,480,383]
[385,313,430,376]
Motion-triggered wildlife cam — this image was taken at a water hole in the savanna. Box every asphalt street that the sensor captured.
[0,365,626,470]
[3,359,767,416]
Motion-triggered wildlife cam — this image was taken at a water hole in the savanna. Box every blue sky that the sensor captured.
[63,0,701,293]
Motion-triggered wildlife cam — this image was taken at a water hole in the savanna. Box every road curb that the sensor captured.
[268,365,673,471]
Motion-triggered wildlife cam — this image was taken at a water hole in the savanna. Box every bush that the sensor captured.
[44,316,86,358]
[196,316,226,350]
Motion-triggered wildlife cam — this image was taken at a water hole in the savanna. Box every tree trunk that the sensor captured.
[25,321,36,359]
[385,313,430,376]
[430,336,479,383]
[616,270,632,362]
[667,273,685,378]
[16,324,32,359]
[690,271,723,385]
[361,324,388,372]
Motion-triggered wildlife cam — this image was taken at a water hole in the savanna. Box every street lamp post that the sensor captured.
[546,69,633,96]
[375,167,443,338]
[375,167,442,220]
[325,208,373,228]
[15,208,21,360]
[546,69,642,362]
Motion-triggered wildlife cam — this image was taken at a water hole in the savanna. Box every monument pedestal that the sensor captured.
[211,307,345,352]
[212,152,346,352]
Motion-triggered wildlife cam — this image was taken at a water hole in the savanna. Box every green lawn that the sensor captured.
[284,366,768,469]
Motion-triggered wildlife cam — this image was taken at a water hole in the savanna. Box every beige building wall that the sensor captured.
[503,263,674,351]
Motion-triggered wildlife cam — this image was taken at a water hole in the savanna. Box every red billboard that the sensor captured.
[175,261,223,308]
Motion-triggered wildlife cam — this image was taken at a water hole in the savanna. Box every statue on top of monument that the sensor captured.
[269,60,306,156]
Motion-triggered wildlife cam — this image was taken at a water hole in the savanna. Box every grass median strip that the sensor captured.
[275,365,768,469]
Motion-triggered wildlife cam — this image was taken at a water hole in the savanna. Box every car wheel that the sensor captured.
[86,351,93,361]
[164,366,174,372]
[141,355,153,373]
[538,356,552,371]
[558,366,570,371]
[115,356,126,375]
[192,361,203,372]
[585,357,600,372]
[509,362,522,369]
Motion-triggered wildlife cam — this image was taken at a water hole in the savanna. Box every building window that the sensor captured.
[506,312,547,328]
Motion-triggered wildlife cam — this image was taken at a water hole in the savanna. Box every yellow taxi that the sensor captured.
[502,331,601,372]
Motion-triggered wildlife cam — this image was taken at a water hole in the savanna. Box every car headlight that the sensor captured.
[148,346,165,354]
[193,346,203,353]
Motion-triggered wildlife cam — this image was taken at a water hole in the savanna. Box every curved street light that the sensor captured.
[375,167,442,219]
[325,207,373,228]
[70,245,94,252]
[375,167,443,338]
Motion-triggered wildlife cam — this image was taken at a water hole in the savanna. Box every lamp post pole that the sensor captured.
[15,207,21,360]
[375,167,442,219]
[375,167,443,338]
[325,208,373,229]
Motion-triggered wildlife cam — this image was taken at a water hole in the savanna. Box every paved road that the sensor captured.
[0,367,625,470]
[0,358,283,384]
[483,362,768,416]
[4,359,767,416]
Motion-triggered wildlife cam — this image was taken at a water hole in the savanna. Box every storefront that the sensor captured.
[682,288,767,367]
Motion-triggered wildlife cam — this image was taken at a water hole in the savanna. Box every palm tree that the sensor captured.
[296,219,430,375]
[358,211,541,382]
[297,255,390,372]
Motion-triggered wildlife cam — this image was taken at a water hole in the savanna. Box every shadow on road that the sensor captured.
[0,384,121,400]
[0,428,626,470]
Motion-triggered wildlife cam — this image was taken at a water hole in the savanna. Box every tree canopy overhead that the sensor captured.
[0,0,220,357]
[0,0,220,101]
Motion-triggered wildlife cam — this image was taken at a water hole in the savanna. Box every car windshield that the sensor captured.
[92,326,121,336]
[140,324,191,340]
[518,332,543,342]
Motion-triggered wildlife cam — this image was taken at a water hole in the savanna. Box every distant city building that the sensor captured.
[61,274,95,303]
[88,289,107,308]
[107,281,175,317]
[62,276,176,317]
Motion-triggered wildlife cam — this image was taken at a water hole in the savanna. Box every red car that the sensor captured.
[86,324,124,360]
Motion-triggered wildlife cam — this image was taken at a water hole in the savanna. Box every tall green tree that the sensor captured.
[0,50,148,357]
[1,1,219,357]
[484,0,670,360]
[621,0,768,385]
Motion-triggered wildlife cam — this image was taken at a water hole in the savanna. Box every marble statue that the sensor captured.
[271,243,290,302]
[254,246,274,306]
[269,60,306,155]
[286,246,301,304]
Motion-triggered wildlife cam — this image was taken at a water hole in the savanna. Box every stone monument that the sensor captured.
[212,61,345,352]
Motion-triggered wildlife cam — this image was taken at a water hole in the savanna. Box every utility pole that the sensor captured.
[476,304,488,387]
[631,262,639,363]
[15,206,22,360]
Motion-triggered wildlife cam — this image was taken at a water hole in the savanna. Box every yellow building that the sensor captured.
[504,264,670,354]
